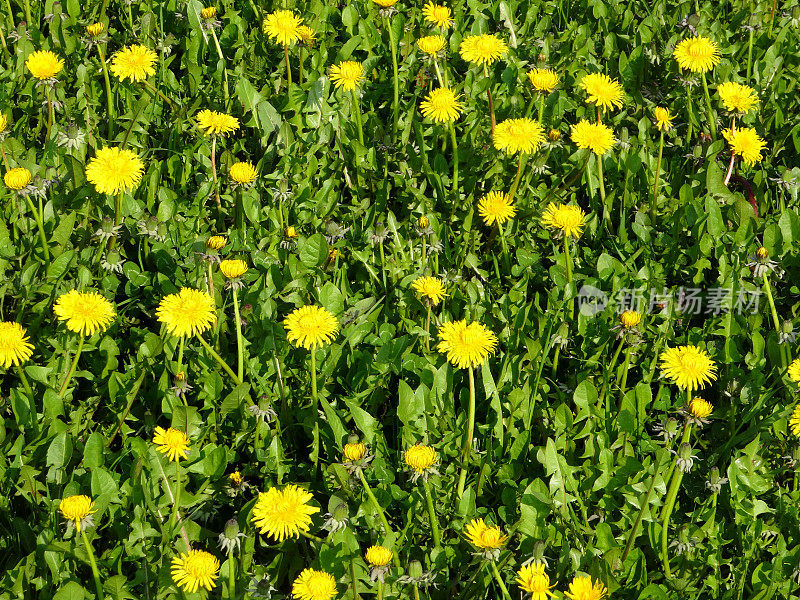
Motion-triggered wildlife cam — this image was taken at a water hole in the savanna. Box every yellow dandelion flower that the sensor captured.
[373,0,398,6]
[417,35,445,55]
[548,128,561,141]
[564,575,607,600]
[0,322,34,368]
[284,305,339,349]
[420,87,462,123]
[541,203,587,239]
[689,397,713,419]
[579,73,624,112]
[343,442,366,461]
[285,226,298,239]
[86,22,105,37]
[459,34,508,66]
[789,403,800,437]
[515,563,555,599]
[59,495,96,532]
[201,7,217,19]
[365,546,393,567]
[464,518,507,550]
[206,235,227,250]
[0,113,7,132]
[717,81,758,114]
[654,107,674,131]
[493,118,545,155]
[85,146,145,195]
[673,36,720,73]
[54,290,115,336]
[527,68,559,93]
[171,550,220,593]
[196,109,240,136]
[788,358,800,384]
[229,471,243,486]
[411,276,448,306]
[418,215,430,228]
[570,119,616,155]
[219,259,248,279]
[330,61,364,91]
[293,569,338,600]
[620,310,641,328]
[153,426,190,462]
[297,26,316,46]
[251,485,320,542]
[4,167,32,191]
[722,127,766,166]
[110,45,157,82]
[156,288,216,338]
[230,161,257,184]
[422,2,452,29]
[26,50,64,80]
[262,10,303,46]
[659,345,718,391]
[405,444,437,472]
[437,320,498,369]
[478,191,516,226]
[756,246,769,260]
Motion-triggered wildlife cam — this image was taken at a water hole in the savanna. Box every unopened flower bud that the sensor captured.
[408,560,424,579]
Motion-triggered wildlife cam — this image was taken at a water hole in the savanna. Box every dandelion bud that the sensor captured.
[418,215,430,228]
[224,519,240,540]
[756,246,769,260]
[87,22,104,36]
[206,235,226,250]
[201,6,217,19]
[408,560,424,579]
[548,128,561,141]
[332,501,349,523]
[536,53,547,63]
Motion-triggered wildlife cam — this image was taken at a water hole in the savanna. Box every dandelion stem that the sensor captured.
[621,450,669,566]
[210,135,222,226]
[58,335,84,398]
[173,460,182,541]
[232,288,245,382]
[16,365,33,398]
[207,262,215,299]
[563,236,574,324]
[209,28,230,109]
[761,272,788,370]
[456,365,476,499]
[651,129,664,223]
[424,303,431,351]
[660,412,693,579]
[432,59,444,87]
[350,559,361,600]
[497,222,509,266]
[80,530,106,600]
[483,64,496,134]
[599,337,624,408]
[538,94,545,124]
[746,2,755,81]
[197,334,242,385]
[227,549,236,600]
[768,0,777,37]
[44,86,53,143]
[141,79,175,110]
[422,477,441,548]
[284,44,292,87]
[700,73,717,140]
[449,122,459,197]
[97,43,114,139]
[377,581,384,600]
[176,336,185,373]
[488,561,511,600]
[358,470,402,567]
[379,243,388,289]
[421,236,427,272]
[352,89,365,146]
[685,86,695,142]
[23,195,50,264]
[300,530,325,544]
[22,0,31,31]
[508,154,527,204]
[596,152,606,205]
[386,14,399,141]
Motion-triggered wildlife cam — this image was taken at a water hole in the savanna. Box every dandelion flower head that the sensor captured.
[59,495,96,532]
[26,50,64,80]
[365,546,393,567]
[659,345,717,391]
[689,397,713,419]
[85,146,145,195]
[230,161,258,185]
[528,68,559,93]
[251,485,320,542]
[54,290,115,336]
[219,259,248,279]
[654,107,674,131]
[541,203,587,239]
[464,518,507,550]
[262,10,303,46]
[437,320,498,369]
[620,310,641,328]
[790,403,800,437]
[564,575,607,600]
[86,22,105,37]
[156,288,217,338]
[330,61,364,91]
[110,45,157,82]
[422,2,452,29]
[420,87,463,123]
[171,550,220,593]
[284,305,339,349]
[196,110,240,136]
[0,322,34,368]
[722,127,766,166]
[717,81,758,114]
[515,563,554,600]
[571,119,616,155]
[404,444,438,472]
[417,35,445,55]
[411,276,448,306]
[478,191,516,226]
[493,118,545,155]
[343,442,366,461]
[673,36,720,73]
[292,569,338,600]
[459,34,508,66]
[579,73,624,111]
[4,167,32,191]
[153,426,190,462]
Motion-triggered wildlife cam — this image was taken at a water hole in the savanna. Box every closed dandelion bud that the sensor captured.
[365,545,393,567]
[343,442,366,461]
[705,466,728,494]
[87,22,104,36]
[418,215,430,228]
[783,320,793,335]
[206,235,226,250]
[285,226,298,238]
[224,519,240,540]
[332,502,349,523]
[757,246,769,260]
[176,371,187,382]
[689,397,713,419]
[548,128,561,141]
[620,310,641,328]
[328,248,339,262]
[201,6,217,19]
[537,53,547,63]
[408,560,424,579]
[532,540,548,566]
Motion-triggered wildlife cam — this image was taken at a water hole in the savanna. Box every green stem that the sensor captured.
[58,335,84,398]
[456,366,476,499]
[660,413,694,579]
[45,86,53,143]
[379,243,388,289]
[768,0,777,37]
[449,122,459,197]
[597,152,606,204]
[508,154,527,204]
[284,44,292,87]
[352,89,365,146]
[746,3,754,82]
[618,346,632,399]
[422,477,441,548]
[16,364,33,398]
[173,460,182,537]
[386,15,399,141]
[762,272,788,370]
[432,59,444,87]
[350,559,361,600]
[358,470,402,567]
[197,335,242,385]
[377,581,384,600]
[97,44,114,139]
[141,79,175,110]
[564,236,574,322]
[489,561,511,600]
[700,73,717,140]
[210,136,222,226]
[538,94,545,123]
[497,222,509,263]
[424,303,431,351]
[421,236,427,272]
[232,288,244,382]
[24,195,50,263]
[651,129,664,223]
[621,450,668,566]
[228,550,236,600]
[209,28,230,109]
[599,337,624,408]
[483,64,496,134]
[22,0,31,29]
[80,530,106,600]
